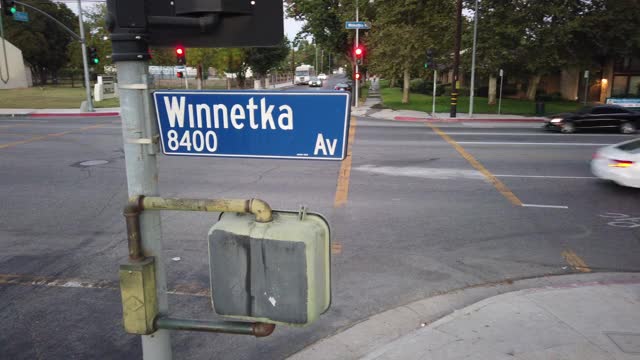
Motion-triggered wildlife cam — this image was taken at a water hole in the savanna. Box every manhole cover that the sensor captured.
[78,160,109,167]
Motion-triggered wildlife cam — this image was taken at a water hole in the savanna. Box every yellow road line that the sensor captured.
[562,249,591,273]
[334,117,357,208]
[427,123,523,206]
[0,123,108,149]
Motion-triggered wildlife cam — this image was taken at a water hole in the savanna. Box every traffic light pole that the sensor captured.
[13,0,93,111]
[117,59,173,360]
[450,0,462,118]
[77,0,93,112]
[354,0,359,108]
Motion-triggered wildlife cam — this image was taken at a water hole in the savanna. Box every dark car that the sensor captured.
[545,105,640,134]
[334,82,352,92]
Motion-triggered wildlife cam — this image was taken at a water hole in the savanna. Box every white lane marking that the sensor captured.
[599,213,640,228]
[456,141,613,146]
[522,204,569,209]
[354,165,485,180]
[495,174,598,179]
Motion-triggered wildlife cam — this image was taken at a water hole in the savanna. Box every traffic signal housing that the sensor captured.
[176,71,184,78]
[354,72,361,81]
[2,0,16,16]
[424,48,435,69]
[88,47,99,65]
[176,46,186,65]
[354,45,365,65]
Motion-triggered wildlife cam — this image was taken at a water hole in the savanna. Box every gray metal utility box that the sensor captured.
[208,210,331,326]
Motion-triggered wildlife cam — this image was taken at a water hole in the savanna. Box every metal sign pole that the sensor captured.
[583,70,589,105]
[77,0,94,112]
[498,69,504,115]
[354,0,359,108]
[432,69,437,115]
[117,60,173,360]
[468,0,478,117]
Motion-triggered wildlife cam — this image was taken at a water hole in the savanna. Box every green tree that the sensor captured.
[209,48,246,88]
[4,0,77,84]
[244,38,290,86]
[368,0,455,103]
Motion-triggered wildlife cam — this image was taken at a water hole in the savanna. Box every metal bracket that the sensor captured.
[119,84,149,90]
[126,135,159,145]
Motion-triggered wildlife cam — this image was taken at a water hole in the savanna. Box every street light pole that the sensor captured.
[450,0,462,117]
[468,0,479,117]
[77,0,93,112]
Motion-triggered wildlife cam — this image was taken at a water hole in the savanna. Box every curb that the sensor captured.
[0,112,120,118]
[286,272,640,360]
[394,116,546,123]
[29,112,120,118]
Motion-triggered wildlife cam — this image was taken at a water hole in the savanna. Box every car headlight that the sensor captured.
[550,118,563,123]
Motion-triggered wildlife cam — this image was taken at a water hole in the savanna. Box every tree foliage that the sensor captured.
[244,37,290,78]
[4,0,77,84]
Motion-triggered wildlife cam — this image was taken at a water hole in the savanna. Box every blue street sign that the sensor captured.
[345,21,370,29]
[153,91,351,160]
[13,11,28,22]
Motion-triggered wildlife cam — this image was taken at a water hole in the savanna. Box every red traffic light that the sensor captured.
[177,71,184,78]
[354,46,364,57]
[176,46,186,65]
[354,72,361,80]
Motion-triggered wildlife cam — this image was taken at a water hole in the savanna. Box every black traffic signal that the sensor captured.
[2,0,16,16]
[425,48,435,69]
[88,47,99,65]
[176,46,186,65]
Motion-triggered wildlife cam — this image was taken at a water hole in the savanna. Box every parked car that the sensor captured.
[334,83,352,92]
[591,138,640,188]
[544,105,640,134]
[318,73,327,80]
[308,77,323,87]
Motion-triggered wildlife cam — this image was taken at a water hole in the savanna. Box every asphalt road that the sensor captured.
[1,80,639,359]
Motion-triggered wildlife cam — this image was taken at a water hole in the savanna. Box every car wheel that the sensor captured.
[560,122,575,133]
[620,122,637,134]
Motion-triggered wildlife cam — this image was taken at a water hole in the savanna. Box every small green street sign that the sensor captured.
[13,11,28,22]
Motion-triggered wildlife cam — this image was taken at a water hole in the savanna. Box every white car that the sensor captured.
[318,73,327,80]
[591,138,640,188]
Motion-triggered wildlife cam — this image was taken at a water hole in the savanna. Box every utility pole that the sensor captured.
[450,0,462,117]
[354,0,359,107]
[77,0,94,112]
[468,0,479,117]
[117,59,173,360]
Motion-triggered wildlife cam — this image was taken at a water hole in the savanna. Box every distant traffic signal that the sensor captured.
[354,45,364,65]
[2,0,16,16]
[88,47,99,65]
[176,46,186,65]
[424,48,435,69]
[176,71,184,78]
[354,72,361,80]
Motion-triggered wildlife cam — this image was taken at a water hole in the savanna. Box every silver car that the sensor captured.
[308,77,323,87]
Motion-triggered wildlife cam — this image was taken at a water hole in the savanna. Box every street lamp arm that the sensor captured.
[14,1,81,42]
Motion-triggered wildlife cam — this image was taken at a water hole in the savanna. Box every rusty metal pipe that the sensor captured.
[139,196,273,223]
[123,202,143,261]
[154,316,275,337]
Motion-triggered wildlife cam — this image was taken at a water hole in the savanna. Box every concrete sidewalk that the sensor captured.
[351,91,547,123]
[289,273,640,360]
